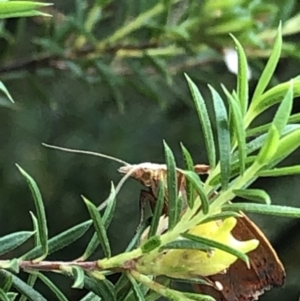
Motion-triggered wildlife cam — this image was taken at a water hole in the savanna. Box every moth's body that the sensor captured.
[119,162,285,301]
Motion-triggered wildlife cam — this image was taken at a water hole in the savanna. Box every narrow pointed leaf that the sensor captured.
[80,184,115,261]
[0,270,47,301]
[0,289,9,301]
[181,233,249,265]
[209,156,255,186]
[182,292,215,301]
[233,189,271,205]
[160,240,212,252]
[0,2,52,19]
[29,212,40,246]
[258,165,300,177]
[37,273,68,301]
[209,86,231,189]
[7,293,17,301]
[247,110,300,137]
[185,74,216,167]
[0,81,14,103]
[163,141,178,229]
[181,171,209,214]
[230,35,249,115]
[256,125,279,165]
[79,233,99,261]
[201,211,242,224]
[1,274,12,293]
[236,124,300,160]
[72,267,85,289]
[272,82,294,134]
[22,220,92,260]
[79,292,101,301]
[127,274,146,301]
[181,143,196,209]
[83,277,116,301]
[223,203,300,217]
[250,80,300,120]
[19,273,37,301]
[0,231,34,256]
[148,182,165,238]
[83,196,111,258]
[222,85,246,174]
[251,24,282,102]
[102,183,117,228]
[16,165,48,261]
[272,128,300,163]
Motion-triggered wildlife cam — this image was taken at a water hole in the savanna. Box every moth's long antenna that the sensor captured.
[42,143,130,166]
[97,164,143,211]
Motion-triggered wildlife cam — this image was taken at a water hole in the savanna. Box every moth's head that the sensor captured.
[118,163,166,187]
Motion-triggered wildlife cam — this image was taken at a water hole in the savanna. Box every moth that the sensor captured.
[119,163,285,301]
[42,144,285,300]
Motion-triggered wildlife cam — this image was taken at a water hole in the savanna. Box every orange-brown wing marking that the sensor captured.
[193,214,285,301]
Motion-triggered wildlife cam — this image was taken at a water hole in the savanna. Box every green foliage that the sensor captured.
[0,1,52,19]
[2,24,300,300]
[1,1,300,111]
[1,2,300,301]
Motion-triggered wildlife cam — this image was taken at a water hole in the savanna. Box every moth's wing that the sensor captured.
[193,214,285,301]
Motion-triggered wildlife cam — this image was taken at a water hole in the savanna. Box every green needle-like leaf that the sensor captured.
[102,182,117,228]
[0,231,34,256]
[182,171,209,214]
[180,143,196,209]
[0,2,53,19]
[127,273,146,301]
[0,270,47,301]
[163,141,178,229]
[82,277,116,301]
[181,233,249,266]
[200,211,241,224]
[182,292,215,301]
[16,165,48,261]
[251,23,282,103]
[271,81,294,135]
[0,289,9,301]
[230,34,249,116]
[272,128,300,163]
[83,196,111,258]
[210,85,231,189]
[233,189,271,205]
[222,85,246,174]
[72,267,85,289]
[37,273,68,301]
[185,74,216,167]
[22,220,92,260]
[223,203,300,218]
[258,165,300,177]
[1,274,12,293]
[249,80,300,121]
[80,185,116,261]
[256,125,279,165]
[0,81,14,103]
[79,292,101,301]
[160,240,212,252]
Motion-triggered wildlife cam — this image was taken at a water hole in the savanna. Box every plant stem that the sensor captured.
[0,260,100,272]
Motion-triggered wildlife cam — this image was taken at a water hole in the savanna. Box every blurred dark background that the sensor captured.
[0,0,300,300]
